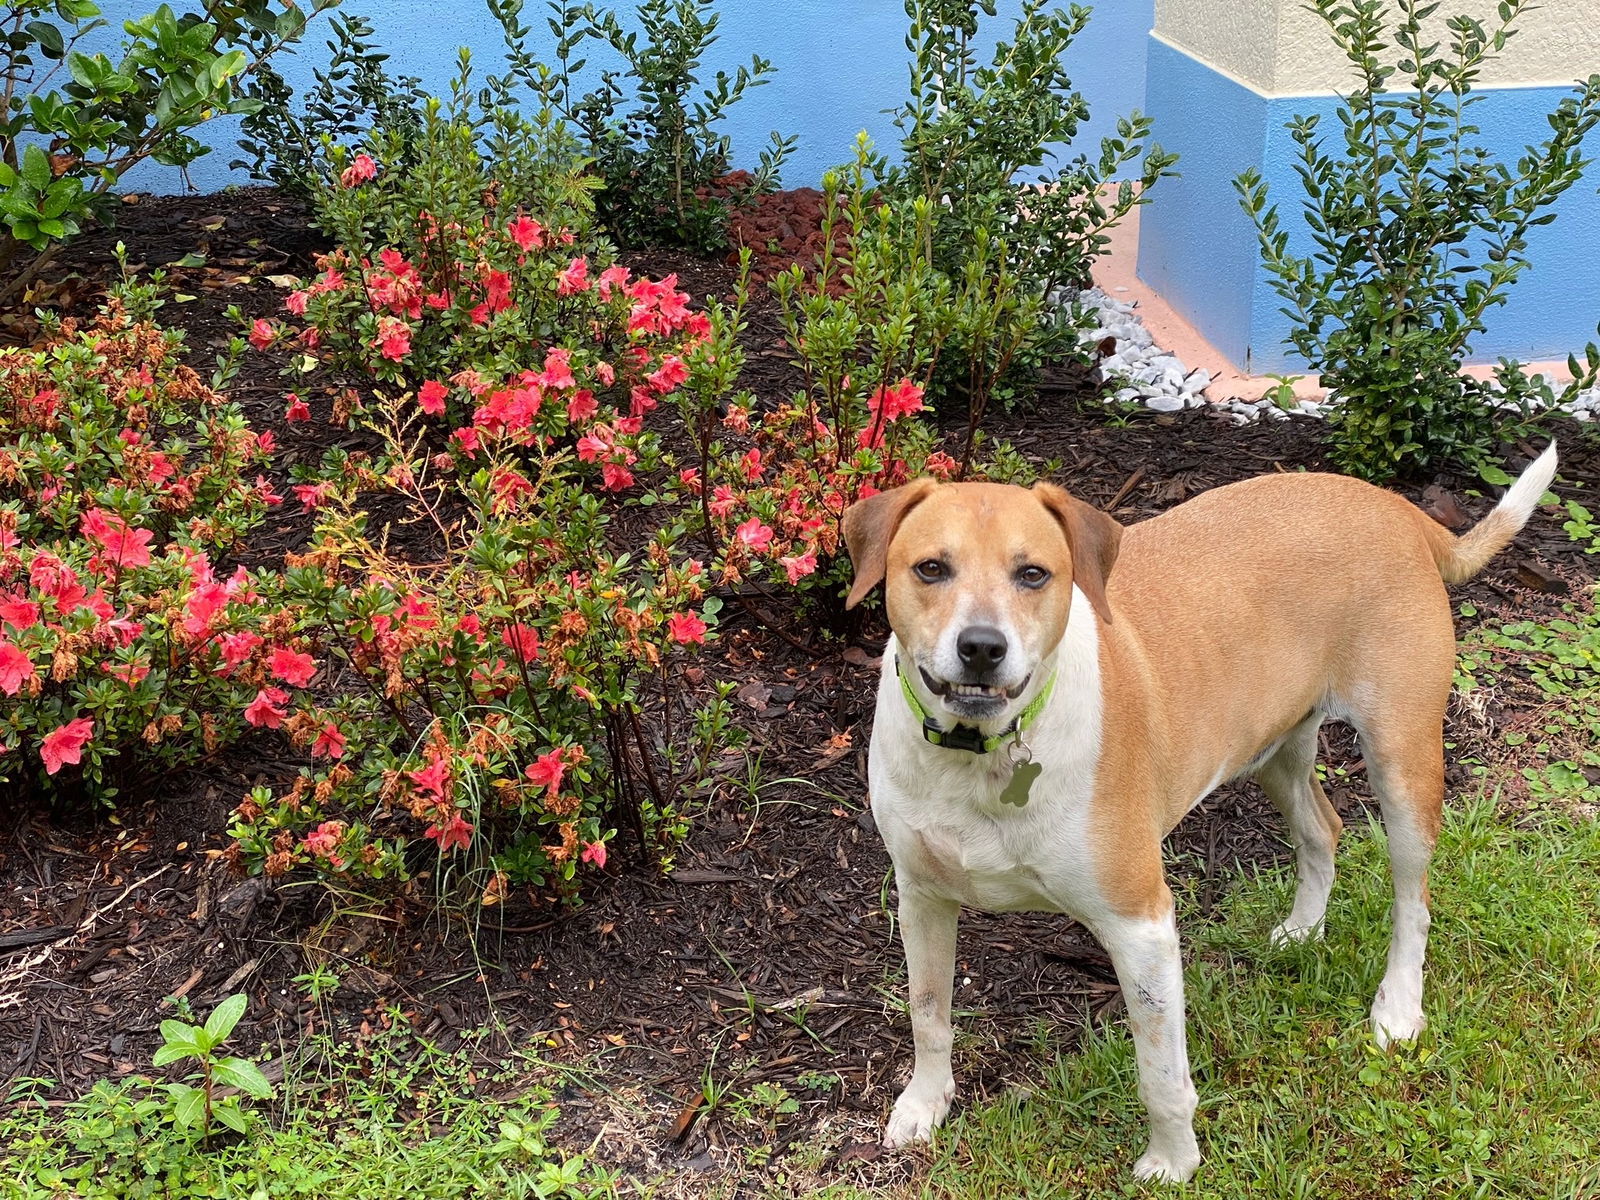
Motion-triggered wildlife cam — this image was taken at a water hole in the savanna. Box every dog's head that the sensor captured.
[843,480,1121,724]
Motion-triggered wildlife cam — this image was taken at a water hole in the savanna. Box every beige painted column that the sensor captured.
[1153,0,1600,96]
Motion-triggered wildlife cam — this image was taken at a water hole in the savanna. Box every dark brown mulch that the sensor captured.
[3,190,1598,1195]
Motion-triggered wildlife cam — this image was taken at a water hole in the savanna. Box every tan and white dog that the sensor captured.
[843,446,1557,1182]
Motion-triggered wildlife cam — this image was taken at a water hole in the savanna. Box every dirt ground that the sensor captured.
[2,190,1596,1195]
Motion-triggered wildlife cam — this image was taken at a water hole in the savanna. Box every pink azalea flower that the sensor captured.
[557,256,590,295]
[524,749,568,795]
[600,461,635,491]
[269,646,317,687]
[312,722,346,760]
[0,597,41,630]
[285,394,311,422]
[243,687,290,728]
[0,641,35,696]
[666,612,708,645]
[375,317,412,361]
[867,378,925,421]
[303,820,345,858]
[40,717,94,775]
[735,518,774,553]
[248,319,278,351]
[409,754,451,803]
[219,630,263,669]
[508,214,544,251]
[566,389,598,423]
[339,153,377,188]
[780,550,818,584]
[418,380,449,416]
[500,623,541,663]
[581,840,608,869]
[425,813,474,854]
[293,482,335,510]
[80,508,153,569]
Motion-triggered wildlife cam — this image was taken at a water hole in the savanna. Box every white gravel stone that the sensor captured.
[1069,284,1599,424]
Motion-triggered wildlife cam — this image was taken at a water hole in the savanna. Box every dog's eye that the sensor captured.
[913,559,947,583]
[1016,565,1051,589]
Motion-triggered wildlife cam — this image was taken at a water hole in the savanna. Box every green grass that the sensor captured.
[815,797,1600,1200]
[0,1018,613,1200]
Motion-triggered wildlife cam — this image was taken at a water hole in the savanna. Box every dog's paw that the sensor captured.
[1133,1144,1201,1184]
[882,1079,955,1148]
[1269,918,1323,946]
[1371,982,1425,1049]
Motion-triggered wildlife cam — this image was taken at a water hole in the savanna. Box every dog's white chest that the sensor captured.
[873,740,1103,915]
[899,810,1089,913]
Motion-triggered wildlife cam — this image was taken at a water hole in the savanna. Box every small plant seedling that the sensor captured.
[153,993,274,1141]
[1260,373,1305,411]
[1562,499,1600,554]
[293,963,343,1003]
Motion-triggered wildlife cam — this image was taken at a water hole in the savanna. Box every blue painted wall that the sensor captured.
[1141,34,1600,371]
[1137,35,1266,369]
[98,0,1155,194]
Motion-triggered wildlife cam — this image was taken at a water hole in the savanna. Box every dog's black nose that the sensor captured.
[956,625,1008,670]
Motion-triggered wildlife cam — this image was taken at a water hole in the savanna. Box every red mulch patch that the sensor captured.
[2,189,1597,1194]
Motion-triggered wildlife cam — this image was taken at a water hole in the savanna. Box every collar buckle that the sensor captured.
[924,718,991,754]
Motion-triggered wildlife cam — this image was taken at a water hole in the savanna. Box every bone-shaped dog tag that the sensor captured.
[999,758,1041,807]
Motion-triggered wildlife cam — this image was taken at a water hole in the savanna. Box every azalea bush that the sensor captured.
[253,81,706,477]
[231,88,725,898]
[0,287,283,800]
[224,400,720,897]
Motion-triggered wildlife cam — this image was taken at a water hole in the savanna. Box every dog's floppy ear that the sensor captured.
[842,479,938,610]
[1032,481,1122,624]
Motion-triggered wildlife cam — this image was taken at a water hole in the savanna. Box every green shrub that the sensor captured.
[890,0,1175,298]
[0,0,338,299]
[882,0,1175,411]
[1237,0,1600,481]
[492,0,796,252]
[233,12,428,198]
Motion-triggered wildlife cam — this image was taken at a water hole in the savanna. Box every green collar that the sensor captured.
[896,657,1056,755]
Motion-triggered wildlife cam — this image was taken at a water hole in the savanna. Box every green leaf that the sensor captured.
[208,49,247,88]
[1478,464,1513,486]
[171,1084,205,1129]
[211,1102,248,1134]
[175,251,206,266]
[201,993,247,1048]
[152,1038,201,1066]
[212,1057,274,1099]
[25,20,66,57]
[21,144,51,190]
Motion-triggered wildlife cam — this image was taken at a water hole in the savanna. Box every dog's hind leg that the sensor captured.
[1255,710,1342,945]
[1349,686,1447,1049]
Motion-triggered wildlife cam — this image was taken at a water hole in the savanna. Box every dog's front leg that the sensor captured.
[1101,904,1201,1183]
[884,886,960,1146]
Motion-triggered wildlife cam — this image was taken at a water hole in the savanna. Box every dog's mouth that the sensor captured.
[918,665,1030,707]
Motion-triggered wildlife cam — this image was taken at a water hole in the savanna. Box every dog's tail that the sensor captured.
[1427,442,1558,585]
